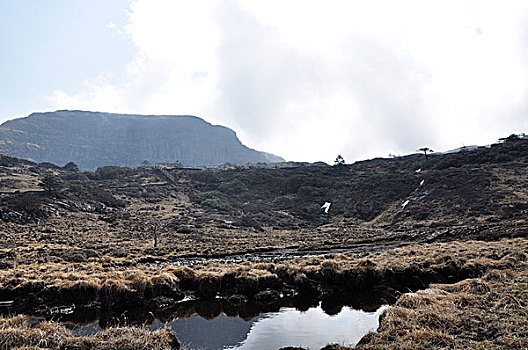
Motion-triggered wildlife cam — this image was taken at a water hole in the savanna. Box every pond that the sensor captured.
[70,302,388,350]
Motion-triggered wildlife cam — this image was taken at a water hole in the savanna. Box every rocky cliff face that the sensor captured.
[0,110,283,169]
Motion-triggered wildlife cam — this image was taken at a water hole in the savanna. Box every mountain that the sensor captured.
[0,110,284,170]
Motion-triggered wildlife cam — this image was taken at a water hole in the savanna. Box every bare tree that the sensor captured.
[152,223,159,248]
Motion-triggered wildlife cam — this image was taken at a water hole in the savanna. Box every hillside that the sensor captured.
[1,135,527,261]
[0,110,283,170]
[1,135,527,349]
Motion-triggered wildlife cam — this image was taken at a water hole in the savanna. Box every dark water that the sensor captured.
[70,303,387,350]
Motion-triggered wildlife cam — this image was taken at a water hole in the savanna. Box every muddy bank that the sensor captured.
[0,257,470,319]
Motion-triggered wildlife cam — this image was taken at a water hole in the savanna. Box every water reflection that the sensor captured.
[71,303,387,350]
[226,305,387,350]
[58,288,392,349]
[151,314,260,350]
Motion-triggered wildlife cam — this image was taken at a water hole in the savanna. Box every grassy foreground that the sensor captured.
[356,252,528,349]
[0,315,181,350]
[2,239,526,311]
[0,238,526,349]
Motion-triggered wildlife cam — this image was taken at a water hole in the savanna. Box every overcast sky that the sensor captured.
[1,1,527,163]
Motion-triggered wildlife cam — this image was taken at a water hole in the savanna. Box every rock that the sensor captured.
[82,203,94,212]
[167,332,181,349]
[226,294,248,304]
[253,289,281,303]
[150,296,178,309]
[321,345,350,350]
[0,259,14,269]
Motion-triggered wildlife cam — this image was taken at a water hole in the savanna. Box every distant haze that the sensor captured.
[1,1,527,163]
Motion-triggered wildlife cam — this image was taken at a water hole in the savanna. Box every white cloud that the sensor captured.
[47,0,528,163]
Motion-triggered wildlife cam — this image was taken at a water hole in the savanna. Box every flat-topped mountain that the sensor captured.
[0,110,283,170]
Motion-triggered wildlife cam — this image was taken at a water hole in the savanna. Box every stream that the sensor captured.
[148,242,405,266]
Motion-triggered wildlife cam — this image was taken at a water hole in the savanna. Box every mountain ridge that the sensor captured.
[0,110,284,170]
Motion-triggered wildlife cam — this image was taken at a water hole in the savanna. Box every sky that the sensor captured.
[1,0,528,163]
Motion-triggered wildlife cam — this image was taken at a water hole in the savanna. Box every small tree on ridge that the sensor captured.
[418,147,433,159]
[63,161,79,172]
[39,173,63,196]
[334,154,345,166]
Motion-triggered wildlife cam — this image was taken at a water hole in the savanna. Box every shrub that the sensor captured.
[90,166,130,180]
[1,192,46,221]
[68,180,125,208]
[201,198,231,211]
[189,171,220,184]
[192,190,225,202]
[435,158,462,170]
[298,203,323,220]
[62,171,90,181]
[38,162,61,170]
[192,191,231,211]
[219,179,249,195]
[62,161,79,172]
[235,215,263,231]
[494,154,513,163]
[39,173,64,196]
[297,185,325,199]
[276,175,306,194]
[0,154,26,167]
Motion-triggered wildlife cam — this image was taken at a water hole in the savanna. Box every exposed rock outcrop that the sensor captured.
[0,110,283,169]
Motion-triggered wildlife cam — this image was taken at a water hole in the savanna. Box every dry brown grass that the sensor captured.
[1,238,526,312]
[355,255,528,349]
[1,238,525,291]
[0,239,526,349]
[0,315,180,350]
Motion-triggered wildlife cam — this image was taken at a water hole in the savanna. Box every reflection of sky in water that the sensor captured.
[226,305,388,350]
[70,304,387,350]
[152,314,260,350]
[158,304,387,350]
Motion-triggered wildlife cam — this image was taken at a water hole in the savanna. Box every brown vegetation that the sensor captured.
[354,247,528,348]
[1,238,525,349]
[0,314,180,350]
[1,238,526,317]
